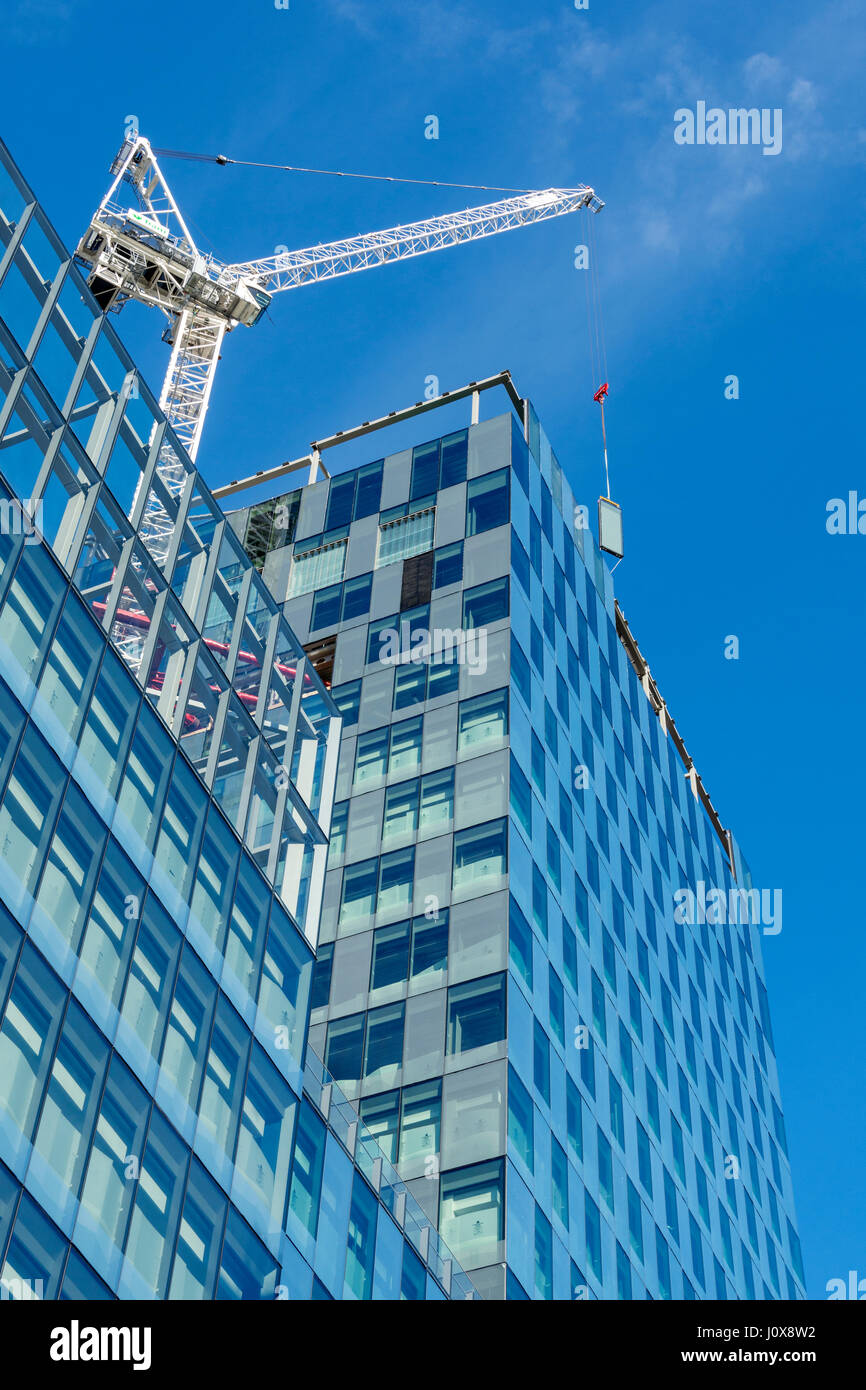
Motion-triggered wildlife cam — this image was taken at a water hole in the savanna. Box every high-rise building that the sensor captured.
[0,137,477,1301]
[230,382,807,1302]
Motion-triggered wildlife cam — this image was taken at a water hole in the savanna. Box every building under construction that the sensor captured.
[0,132,806,1300]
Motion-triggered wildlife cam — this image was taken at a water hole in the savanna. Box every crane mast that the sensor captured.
[75,135,602,565]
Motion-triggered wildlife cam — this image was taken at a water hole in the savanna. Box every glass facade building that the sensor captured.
[0,137,476,1301]
[232,400,807,1301]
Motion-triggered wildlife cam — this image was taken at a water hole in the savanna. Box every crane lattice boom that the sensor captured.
[233,186,603,292]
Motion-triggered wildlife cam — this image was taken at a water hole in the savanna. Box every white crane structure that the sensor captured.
[75,134,603,563]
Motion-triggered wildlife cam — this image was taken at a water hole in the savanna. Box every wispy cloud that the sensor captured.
[320,0,865,270]
[6,0,75,44]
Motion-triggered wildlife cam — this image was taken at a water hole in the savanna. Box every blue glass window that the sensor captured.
[509,896,533,990]
[410,440,440,500]
[189,802,239,955]
[354,460,384,519]
[546,821,561,891]
[551,1137,569,1229]
[217,1207,277,1300]
[311,941,333,1009]
[511,531,530,595]
[325,1012,365,1087]
[511,637,531,708]
[529,512,542,577]
[566,1074,583,1160]
[616,1242,633,1300]
[508,1065,533,1172]
[532,864,547,939]
[549,965,565,1046]
[401,1242,427,1300]
[344,1172,378,1299]
[372,920,412,994]
[340,858,378,924]
[378,847,414,916]
[433,541,463,588]
[118,893,181,1066]
[394,662,426,710]
[440,430,468,488]
[530,619,543,674]
[535,1204,553,1299]
[116,701,174,852]
[562,918,577,992]
[575,874,589,943]
[331,678,361,728]
[533,1019,550,1104]
[311,582,342,631]
[530,732,545,793]
[168,1158,226,1299]
[123,1107,187,1297]
[446,973,506,1054]
[510,755,532,838]
[598,1127,614,1211]
[466,469,509,536]
[288,1101,327,1239]
[419,768,453,833]
[585,1191,603,1283]
[0,722,65,908]
[35,778,106,952]
[325,474,356,530]
[78,1052,150,1264]
[628,1179,644,1262]
[411,910,448,979]
[359,1090,399,1165]
[463,577,508,628]
[656,1225,672,1299]
[198,996,250,1166]
[452,817,507,893]
[1,1190,66,1299]
[439,1159,503,1269]
[511,416,529,494]
[35,590,103,742]
[341,572,372,622]
[31,996,109,1210]
[637,1120,653,1197]
[610,1073,625,1148]
[364,1003,404,1080]
[0,543,64,686]
[258,900,311,1063]
[60,1248,113,1300]
[396,1080,440,1173]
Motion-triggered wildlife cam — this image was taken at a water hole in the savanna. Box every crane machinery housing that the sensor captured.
[75,134,603,564]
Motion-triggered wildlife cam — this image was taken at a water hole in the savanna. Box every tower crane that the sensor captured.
[75,134,603,564]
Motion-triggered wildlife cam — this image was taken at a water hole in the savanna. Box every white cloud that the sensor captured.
[743,52,785,87]
[6,0,73,44]
[789,78,817,112]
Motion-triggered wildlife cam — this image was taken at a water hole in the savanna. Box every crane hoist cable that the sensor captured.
[584,211,612,500]
[153,147,536,195]
[594,381,611,499]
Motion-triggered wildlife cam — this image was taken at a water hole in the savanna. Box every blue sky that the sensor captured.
[4,0,865,1298]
